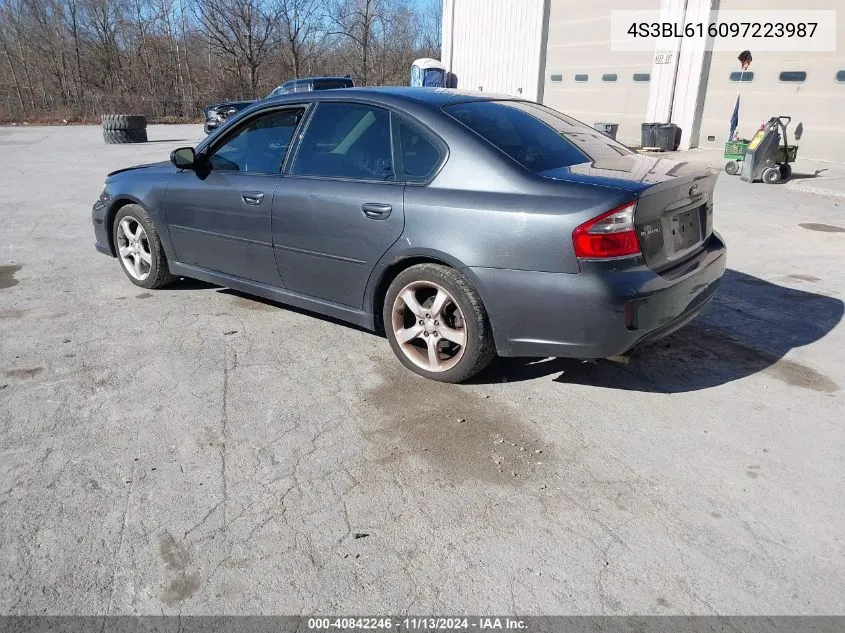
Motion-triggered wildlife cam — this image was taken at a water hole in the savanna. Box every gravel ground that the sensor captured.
[0,124,843,615]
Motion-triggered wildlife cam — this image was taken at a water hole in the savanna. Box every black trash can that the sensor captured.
[641,122,660,148]
[593,122,619,139]
[655,123,681,151]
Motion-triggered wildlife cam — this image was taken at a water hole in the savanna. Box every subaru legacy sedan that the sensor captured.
[92,87,726,383]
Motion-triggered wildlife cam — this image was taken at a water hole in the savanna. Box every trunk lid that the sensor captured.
[541,154,718,273]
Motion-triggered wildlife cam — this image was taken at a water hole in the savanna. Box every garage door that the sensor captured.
[541,0,659,146]
[697,1,845,162]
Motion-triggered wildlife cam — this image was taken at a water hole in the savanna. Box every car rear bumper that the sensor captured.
[468,232,726,359]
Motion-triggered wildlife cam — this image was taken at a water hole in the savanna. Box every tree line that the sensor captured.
[0,0,442,121]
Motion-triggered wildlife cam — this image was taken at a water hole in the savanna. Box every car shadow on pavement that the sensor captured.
[474,269,844,393]
[215,288,374,333]
[165,277,218,290]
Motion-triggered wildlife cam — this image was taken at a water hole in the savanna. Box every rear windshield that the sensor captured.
[314,79,353,90]
[443,100,633,173]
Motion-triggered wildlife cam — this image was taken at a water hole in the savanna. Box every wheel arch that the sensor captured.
[368,252,466,334]
[105,196,147,256]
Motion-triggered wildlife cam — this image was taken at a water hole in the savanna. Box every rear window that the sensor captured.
[314,79,353,90]
[443,100,633,173]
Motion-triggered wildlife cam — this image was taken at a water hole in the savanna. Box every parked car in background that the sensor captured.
[203,100,256,135]
[94,87,725,383]
[203,76,354,134]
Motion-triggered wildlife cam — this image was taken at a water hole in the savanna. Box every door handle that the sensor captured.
[362,203,392,219]
[242,191,265,205]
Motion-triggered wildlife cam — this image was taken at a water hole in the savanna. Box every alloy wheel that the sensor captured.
[116,216,152,281]
[391,281,467,372]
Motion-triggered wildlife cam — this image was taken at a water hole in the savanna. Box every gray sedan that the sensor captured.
[92,87,726,382]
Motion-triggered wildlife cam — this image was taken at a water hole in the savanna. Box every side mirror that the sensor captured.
[170,147,196,169]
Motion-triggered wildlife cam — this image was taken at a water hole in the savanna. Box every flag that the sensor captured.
[729,95,740,140]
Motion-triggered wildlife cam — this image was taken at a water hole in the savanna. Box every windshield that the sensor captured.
[443,100,633,174]
[314,79,353,90]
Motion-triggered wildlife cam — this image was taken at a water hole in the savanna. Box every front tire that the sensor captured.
[113,205,176,289]
[383,264,495,383]
[762,166,781,184]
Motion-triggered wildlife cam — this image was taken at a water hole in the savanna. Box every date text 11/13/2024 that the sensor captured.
[307,617,527,630]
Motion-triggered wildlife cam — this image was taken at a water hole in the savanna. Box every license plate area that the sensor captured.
[671,206,704,252]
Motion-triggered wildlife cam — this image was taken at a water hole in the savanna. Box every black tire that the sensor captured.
[101,114,147,130]
[383,263,496,383]
[112,204,176,289]
[762,166,781,184]
[779,163,792,180]
[103,128,148,144]
[724,160,740,176]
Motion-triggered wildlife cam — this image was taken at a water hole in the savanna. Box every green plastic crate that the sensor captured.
[724,140,798,163]
[724,140,750,160]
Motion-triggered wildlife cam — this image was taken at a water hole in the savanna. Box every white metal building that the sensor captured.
[441,0,845,162]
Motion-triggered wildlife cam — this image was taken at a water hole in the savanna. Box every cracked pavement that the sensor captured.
[0,124,843,614]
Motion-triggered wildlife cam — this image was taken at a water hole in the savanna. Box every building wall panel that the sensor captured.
[442,0,546,100]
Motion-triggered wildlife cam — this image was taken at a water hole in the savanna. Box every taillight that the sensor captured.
[572,201,641,259]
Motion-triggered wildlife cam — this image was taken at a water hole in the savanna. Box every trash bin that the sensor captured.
[641,122,660,148]
[593,122,619,140]
[654,123,680,151]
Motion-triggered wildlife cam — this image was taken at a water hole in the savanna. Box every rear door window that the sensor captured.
[290,102,394,181]
[444,100,632,173]
[394,118,443,182]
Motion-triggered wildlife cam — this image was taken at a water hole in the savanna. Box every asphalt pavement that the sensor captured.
[1,124,843,615]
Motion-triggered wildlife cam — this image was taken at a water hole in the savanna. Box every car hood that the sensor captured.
[206,100,256,114]
[107,160,173,179]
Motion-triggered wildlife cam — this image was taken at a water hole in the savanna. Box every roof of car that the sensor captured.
[263,86,510,108]
[285,76,353,83]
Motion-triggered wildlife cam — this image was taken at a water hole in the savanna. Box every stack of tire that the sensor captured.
[102,115,148,144]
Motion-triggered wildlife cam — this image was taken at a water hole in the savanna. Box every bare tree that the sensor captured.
[0,0,440,121]
[194,0,282,96]
[277,0,323,80]
[325,0,392,86]
[418,0,442,59]
[0,15,27,111]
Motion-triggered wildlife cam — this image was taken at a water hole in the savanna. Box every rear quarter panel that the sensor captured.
[399,179,633,274]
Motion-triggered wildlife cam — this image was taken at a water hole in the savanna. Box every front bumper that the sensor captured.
[468,232,726,359]
[92,198,113,256]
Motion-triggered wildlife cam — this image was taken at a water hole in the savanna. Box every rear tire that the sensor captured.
[112,204,176,289]
[383,264,495,383]
[762,166,781,184]
[724,160,740,175]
